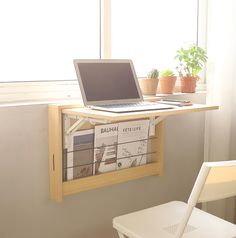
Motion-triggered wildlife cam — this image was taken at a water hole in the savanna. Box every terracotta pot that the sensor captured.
[180,76,197,93]
[159,76,177,94]
[138,78,159,95]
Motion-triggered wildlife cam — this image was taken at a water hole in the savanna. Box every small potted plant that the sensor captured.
[158,69,177,94]
[139,69,159,95]
[175,45,207,93]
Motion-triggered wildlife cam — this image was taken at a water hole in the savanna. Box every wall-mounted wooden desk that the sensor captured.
[48,102,218,202]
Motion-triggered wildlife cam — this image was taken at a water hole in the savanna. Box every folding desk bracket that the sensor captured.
[64,114,166,136]
[149,116,166,137]
[63,115,111,150]
[64,115,110,135]
[65,114,166,136]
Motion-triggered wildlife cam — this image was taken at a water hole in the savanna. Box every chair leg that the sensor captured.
[117,231,126,238]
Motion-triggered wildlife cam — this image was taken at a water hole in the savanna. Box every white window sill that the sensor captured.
[0,80,82,106]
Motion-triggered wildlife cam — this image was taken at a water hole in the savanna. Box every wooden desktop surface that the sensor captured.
[62,104,219,122]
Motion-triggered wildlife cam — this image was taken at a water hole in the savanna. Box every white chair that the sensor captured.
[113,160,236,238]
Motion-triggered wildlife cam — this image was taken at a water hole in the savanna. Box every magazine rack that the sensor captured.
[48,101,218,202]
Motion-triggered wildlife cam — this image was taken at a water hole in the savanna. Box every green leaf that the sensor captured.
[174,44,207,77]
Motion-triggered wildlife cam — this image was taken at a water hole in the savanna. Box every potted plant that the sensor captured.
[139,69,159,95]
[175,45,207,93]
[158,69,177,94]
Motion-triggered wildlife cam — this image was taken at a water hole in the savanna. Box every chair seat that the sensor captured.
[113,201,236,238]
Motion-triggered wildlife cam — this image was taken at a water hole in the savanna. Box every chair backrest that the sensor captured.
[189,160,236,205]
[175,160,236,238]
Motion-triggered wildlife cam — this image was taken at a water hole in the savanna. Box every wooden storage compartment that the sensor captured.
[48,102,218,202]
[62,122,163,196]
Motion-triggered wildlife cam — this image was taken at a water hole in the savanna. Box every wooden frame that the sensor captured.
[48,102,218,202]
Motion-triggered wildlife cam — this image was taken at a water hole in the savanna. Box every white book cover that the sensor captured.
[117,119,150,170]
[94,123,118,174]
[67,129,94,180]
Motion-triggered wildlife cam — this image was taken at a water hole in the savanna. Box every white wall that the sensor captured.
[0,94,206,238]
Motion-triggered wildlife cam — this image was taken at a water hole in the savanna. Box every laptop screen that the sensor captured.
[74,60,143,106]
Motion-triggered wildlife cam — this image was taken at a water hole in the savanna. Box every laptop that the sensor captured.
[73,59,173,113]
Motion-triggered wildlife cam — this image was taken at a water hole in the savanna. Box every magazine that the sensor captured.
[94,123,118,174]
[66,129,94,180]
[117,119,150,170]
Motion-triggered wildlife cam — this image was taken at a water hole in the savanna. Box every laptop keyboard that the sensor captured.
[91,101,173,112]
[100,102,154,108]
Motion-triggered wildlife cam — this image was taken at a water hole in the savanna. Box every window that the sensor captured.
[0,0,204,102]
[111,0,199,77]
[0,0,100,82]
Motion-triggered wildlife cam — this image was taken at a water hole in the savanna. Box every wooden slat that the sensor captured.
[63,162,161,196]
[62,104,219,122]
[48,105,63,202]
[152,121,164,176]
